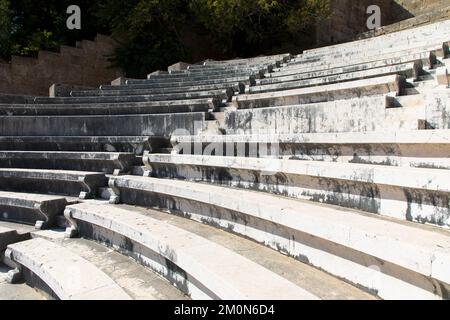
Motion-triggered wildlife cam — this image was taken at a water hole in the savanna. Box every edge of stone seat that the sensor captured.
[232,75,404,104]
[108,175,450,285]
[170,129,450,145]
[6,238,132,300]
[64,202,319,300]
[144,153,450,192]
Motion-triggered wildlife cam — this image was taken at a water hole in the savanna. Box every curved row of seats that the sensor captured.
[1,201,372,300]
[1,21,450,300]
[0,53,342,300]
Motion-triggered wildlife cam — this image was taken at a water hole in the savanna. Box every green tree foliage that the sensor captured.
[0,0,12,59]
[189,0,330,56]
[94,0,189,78]
[0,0,330,77]
[1,0,106,59]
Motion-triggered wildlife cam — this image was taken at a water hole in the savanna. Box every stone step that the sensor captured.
[233,75,405,109]
[127,72,263,85]
[436,65,450,86]
[293,39,449,67]
[211,111,225,122]
[64,202,318,300]
[107,175,450,300]
[0,225,30,252]
[5,238,132,300]
[267,53,434,81]
[0,222,189,300]
[197,54,290,67]
[33,91,231,105]
[301,20,450,58]
[0,264,46,300]
[72,83,244,97]
[144,153,450,228]
[284,43,448,73]
[187,61,272,69]
[0,99,219,116]
[89,203,374,299]
[0,136,164,154]
[0,168,107,199]
[0,151,138,174]
[201,120,224,135]
[170,129,450,170]
[187,61,281,71]
[225,95,397,135]
[124,75,255,89]
[249,62,422,94]
[183,64,273,75]
[146,67,269,81]
[0,192,68,229]
[55,237,189,300]
[100,79,251,92]
[0,112,206,137]
[25,224,189,299]
[225,91,450,135]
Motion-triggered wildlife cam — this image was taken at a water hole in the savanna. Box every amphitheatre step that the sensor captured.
[0,274,46,300]
[128,72,260,83]
[300,21,450,57]
[0,112,206,137]
[124,75,255,89]
[0,99,219,116]
[146,67,268,81]
[0,151,137,174]
[190,62,275,71]
[72,83,244,97]
[300,20,450,58]
[0,225,30,252]
[225,96,399,135]
[291,39,449,69]
[187,63,275,72]
[101,81,247,93]
[144,153,450,228]
[107,175,450,300]
[250,62,423,93]
[225,91,450,135]
[200,53,291,65]
[0,136,163,154]
[436,65,450,86]
[0,191,68,229]
[233,75,405,109]
[129,69,265,84]
[0,168,107,199]
[40,236,188,300]
[98,203,374,299]
[0,260,46,300]
[263,59,427,84]
[33,91,231,104]
[271,47,442,78]
[188,59,279,69]
[5,238,132,300]
[64,202,318,300]
[181,64,273,76]
[170,129,450,170]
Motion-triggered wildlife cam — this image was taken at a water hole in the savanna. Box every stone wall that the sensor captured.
[357,1,450,39]
[394,0,449,16]
[316,0,447,45]
[0,35,123,96]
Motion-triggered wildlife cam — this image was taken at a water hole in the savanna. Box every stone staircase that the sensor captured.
[0,20,450,300]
